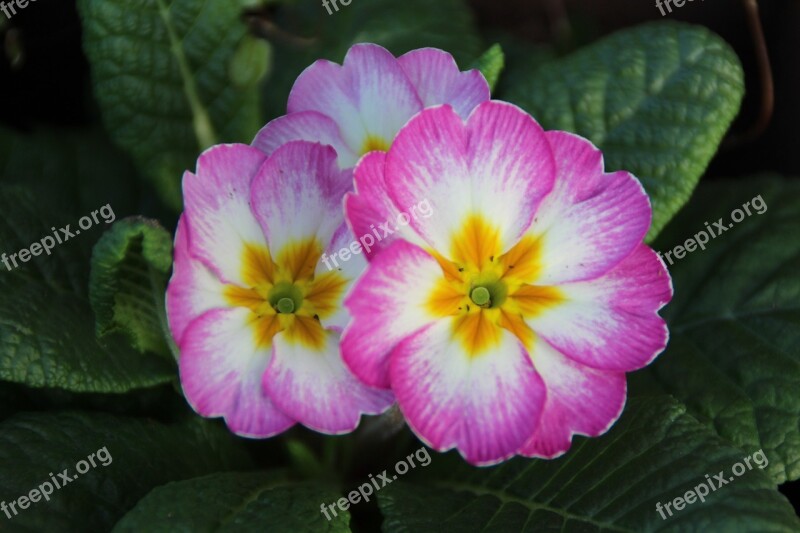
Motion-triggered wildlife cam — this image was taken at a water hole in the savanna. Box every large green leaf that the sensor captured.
[379,396,798,532]
[90,218,175,358]
[77,0,268,209]
[0,186,174,392]
[505,22,744,240]
[0,411,252,532]
[113,472,350,532]
[262,0,483,119]
[0,126,142,217]
[632,177,800,484]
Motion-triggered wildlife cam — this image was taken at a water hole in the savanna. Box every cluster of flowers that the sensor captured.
[166,44,673,466]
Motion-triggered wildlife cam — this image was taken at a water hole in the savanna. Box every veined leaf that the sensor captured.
[379,396,798,532]
[0,411,252,532]
[90,218,175,358]
[505,22,744,240]
[77,0,268,209]
[0,186,174,392]
[113,472,350,532]
[635,177,800,484]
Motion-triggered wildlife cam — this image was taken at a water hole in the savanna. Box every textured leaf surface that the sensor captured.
[633,178,800,484]
[0,186,174,392]
[505,22,744,240]
[77,0,266,209]
[90,218,174,357]
[113,472,350,532]
[471,44,504,92]
[0,411,252,532]
[378,396,798,532]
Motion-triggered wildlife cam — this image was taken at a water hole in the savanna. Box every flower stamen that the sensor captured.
[276,297,296,314]
[470,286,491,307]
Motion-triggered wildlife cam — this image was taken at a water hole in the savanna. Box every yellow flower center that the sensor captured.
[361,134,390,155]
[223,239,347,349]
[426,215,564,357]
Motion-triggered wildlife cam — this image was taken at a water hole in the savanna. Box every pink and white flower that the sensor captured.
[252,43,490,170]
[342,101,673,465]
[166,141,393,438]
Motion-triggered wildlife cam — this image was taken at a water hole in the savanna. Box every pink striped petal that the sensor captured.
[264,329,394,434]
[527,245,672,371]
[345,151,428,260]
[250,141,351,256]
[526,131,652,285]
[251,111,360,169]
[520,340,626,459]
[179,307,295,438]
[288,43,423,156]
[398,48,490,119]
[390,320,545,466]
[166,216,226,345]
[342,240,444,389]
[182,144,268,285]
[385,102,555,258]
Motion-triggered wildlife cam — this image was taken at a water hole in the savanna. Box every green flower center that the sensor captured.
[470,286,491,306]
[468,276,508,309]
[269,282,304,314]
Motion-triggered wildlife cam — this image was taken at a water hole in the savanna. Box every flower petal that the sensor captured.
[312,222,367,331]
[287,43,423,156]
[398,47,490,119]
[345,151,428,260]
[520,340,626,459]
[182,144,269,285]
[527,245,672,371]
[251,111,360,169]
[390,319,545,466]
[342,240,444,389]
[166,216,226,345]
[526,131,652,285]
[265,328,394,434]
[250,141,350,260]
[385,102,555,260]
[179,307,295,438]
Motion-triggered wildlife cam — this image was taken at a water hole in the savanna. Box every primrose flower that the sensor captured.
[252,43,489,170]
[166,141,393,438]
[342,102,673,465]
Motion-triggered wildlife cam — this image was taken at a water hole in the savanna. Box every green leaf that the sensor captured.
[113,471,350,532]
[0,411,252,532]
[0,186,175,392]
[379,396,799,532]
[0,126,142,217]
[470,44,504,92]
[90,218,175,358]
[633,177,800,484]
[263,0,483,120]
[505,22,744,240]
[77,0,267,210]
